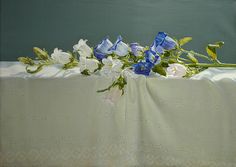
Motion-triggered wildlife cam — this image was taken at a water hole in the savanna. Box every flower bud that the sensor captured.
[187,53,198,63]
[33,47,49,60]
[18,57,35,65]
[168,58,178,64]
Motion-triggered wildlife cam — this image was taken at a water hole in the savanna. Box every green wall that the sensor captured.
[1,0,236,62]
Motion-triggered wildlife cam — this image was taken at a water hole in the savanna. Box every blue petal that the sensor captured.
[152,32,177,51]
[150,41,156,52]
[94,49,107,61]
[96,36,113,54]
[150,41,164,54]
[130,42,139,48]
[155,32,167,46]
[108,35,123,51]
[130,42,143,56]
[133,62,153,76]
[145,50,161,65]
[161,36,177,50]
[108,35,129,56]
[155,45,164,54]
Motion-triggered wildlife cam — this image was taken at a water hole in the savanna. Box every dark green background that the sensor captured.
[1,0,236,62]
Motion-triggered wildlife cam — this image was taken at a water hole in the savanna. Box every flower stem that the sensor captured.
[186,63,236,68]
[178,57,192,63]
[181,49,212,62]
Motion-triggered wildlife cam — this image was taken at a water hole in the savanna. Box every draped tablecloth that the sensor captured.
[0,62,236,167]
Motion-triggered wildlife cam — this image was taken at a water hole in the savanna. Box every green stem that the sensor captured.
[181,49,212,62]
[178,57,192,63]
[186,63,236,68]
[97,81,116,93]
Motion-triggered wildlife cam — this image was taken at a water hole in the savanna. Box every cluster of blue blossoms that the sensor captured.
[93,32,177,76]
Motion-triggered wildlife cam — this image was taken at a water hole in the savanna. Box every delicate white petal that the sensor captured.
[87,59,99,72]
[73,39,92,57]
[122,68,139,79]
[166,63,187,78]
[102,56,112,66]
[100,56,123,78]
[51,48,71,64]
[79,57,99,73]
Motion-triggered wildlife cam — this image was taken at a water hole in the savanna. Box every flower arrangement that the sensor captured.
[18,32,236,95]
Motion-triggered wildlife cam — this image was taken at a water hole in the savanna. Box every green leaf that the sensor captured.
[33,47,49,60]
[81,69,90,76]
[206,41,224,60]
[178,37,192,46]
[18,57,35,66]
[163,51,171,57]
[152,64,166,76]
[161,61,169,67]
[97,76,127,95]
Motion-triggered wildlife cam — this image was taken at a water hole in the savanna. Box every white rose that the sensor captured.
[79,57,99,73]
[73,39,92,58]
[51,48,71,64]
[166,63,187,78]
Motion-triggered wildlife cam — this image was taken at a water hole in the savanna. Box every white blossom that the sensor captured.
[73,39,92,58]
[166,63,187,78]
[51,48,71,64]
[79,57,99,73]
[100,56,123,78]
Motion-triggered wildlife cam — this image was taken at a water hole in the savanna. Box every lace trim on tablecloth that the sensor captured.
[1,143,235,167]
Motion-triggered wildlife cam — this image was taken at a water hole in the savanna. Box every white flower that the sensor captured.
[100,56,123,78]
[103,86,122,105]
[73,39,92,57]
[121,68,139,79]
[79,57,99,73]
[166,63,187,78]
[51,48,71,64]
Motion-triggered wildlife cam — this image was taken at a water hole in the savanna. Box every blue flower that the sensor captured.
[151,32,177,53]
[108,35,129,56]
[145,50,161,65]
[94,37,113,61]
[150,41,164,54]
[133,62,153,76]
[130,43,144,56]
[93,51,107,61]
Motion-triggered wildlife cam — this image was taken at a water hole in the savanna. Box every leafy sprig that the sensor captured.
[18,34,236,96]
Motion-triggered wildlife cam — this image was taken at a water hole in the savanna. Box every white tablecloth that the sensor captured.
[0,62,236,167]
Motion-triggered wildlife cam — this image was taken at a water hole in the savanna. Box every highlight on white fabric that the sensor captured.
[1,62,236,81]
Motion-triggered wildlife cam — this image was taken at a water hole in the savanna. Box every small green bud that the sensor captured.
[187,53,198,63]
[168,58,178,64]
[33,47,49,60]
[18,57,35,66]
